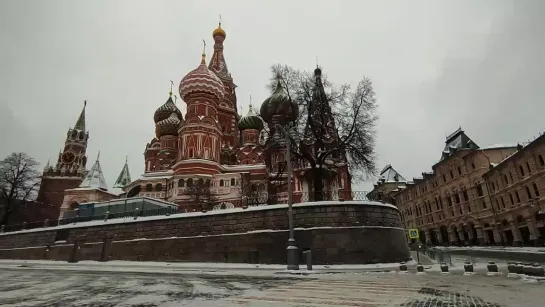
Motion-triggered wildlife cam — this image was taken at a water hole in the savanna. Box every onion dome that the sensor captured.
[238,104,264,131]
[179,53,225,101]
[259,81,299,124]
[154,95,182,123]
[155,111,181,138]
[213,23,226,39]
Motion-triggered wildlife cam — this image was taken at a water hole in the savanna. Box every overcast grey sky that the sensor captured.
[1,0,544,191]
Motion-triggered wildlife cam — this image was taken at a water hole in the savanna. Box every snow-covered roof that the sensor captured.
[79,152,108,190]
[377,164,406,183]
[482,144,517,150]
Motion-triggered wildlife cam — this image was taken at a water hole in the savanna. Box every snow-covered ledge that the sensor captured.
[0,200,398,236]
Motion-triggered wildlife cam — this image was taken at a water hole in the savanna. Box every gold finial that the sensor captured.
[84,100,87,107]
[219,14,222,26]
[169,80,174,96]
[96,151,100,162]
[125,155,128,164]
[173,94,178,103]
[249,93,253,111]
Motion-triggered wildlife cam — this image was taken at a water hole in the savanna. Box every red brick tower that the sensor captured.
[37,101,89,208]
[208,22,239,149]
[176,47,225,175]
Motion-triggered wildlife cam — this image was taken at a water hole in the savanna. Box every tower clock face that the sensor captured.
[62,151,76,164]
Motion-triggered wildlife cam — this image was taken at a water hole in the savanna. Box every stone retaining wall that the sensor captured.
[0,201,410,264]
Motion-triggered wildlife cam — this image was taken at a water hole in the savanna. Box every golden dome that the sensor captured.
[213,23,226,38]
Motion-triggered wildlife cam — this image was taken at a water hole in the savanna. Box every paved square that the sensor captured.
[0,267,542,306]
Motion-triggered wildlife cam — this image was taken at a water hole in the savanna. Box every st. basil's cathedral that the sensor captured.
[36,23,352,218]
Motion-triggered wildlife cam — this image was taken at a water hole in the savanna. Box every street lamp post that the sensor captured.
[275,124,299,270]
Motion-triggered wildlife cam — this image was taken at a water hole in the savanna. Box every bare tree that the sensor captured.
[183,179,218,211]
[0,152,41,225]
[266,64,378,200]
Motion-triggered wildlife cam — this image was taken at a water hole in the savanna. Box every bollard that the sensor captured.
[399,262,408,273]
[507,262,520,278]
[68,241,79,263]
[440,262,449,274]
[522,263,533,276]
[463,261,474,275]
[533,263,545,277]
[515,262,524,274]
[416,263,425,274]
[507,262,516,274]
[303,250,312,271]
[486,261,500,276]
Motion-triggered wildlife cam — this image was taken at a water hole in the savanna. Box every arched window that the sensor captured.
[178,179,185,187]
[220,179,224,187]
[205,179,211,187]
[145,184,153,191]
[155,183,162,191]
[69,202,79,210]
[230,178,236,186]
[198,178,204,187]
[187,178,194,187]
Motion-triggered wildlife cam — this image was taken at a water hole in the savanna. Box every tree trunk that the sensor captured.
[312,168,324,201]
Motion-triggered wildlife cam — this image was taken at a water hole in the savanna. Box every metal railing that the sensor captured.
[0,191,373,234]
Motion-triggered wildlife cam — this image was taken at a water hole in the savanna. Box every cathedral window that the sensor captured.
[145,184,153,191]
[187,178,194,187]
[178,179,185,187]
[155,183,163,191]
[230,178,236,186]
[205,179,211,187]
[198,178,204,187]
[220,179,224,187]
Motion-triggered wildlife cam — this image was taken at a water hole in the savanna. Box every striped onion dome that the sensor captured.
[154,95,183,123]
[238,104,264,131]
[179,53,225,101]
[155,111,181,138]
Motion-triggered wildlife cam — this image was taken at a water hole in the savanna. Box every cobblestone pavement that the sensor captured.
[0,268,542,306]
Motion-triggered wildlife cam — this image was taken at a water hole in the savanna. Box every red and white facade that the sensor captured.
[39,23,352,214]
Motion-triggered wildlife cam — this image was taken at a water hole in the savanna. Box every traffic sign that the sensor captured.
[408,228,419,239]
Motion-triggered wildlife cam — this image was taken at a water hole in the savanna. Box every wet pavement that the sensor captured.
[0,267,543,306]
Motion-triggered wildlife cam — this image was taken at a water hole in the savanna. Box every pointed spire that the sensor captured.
[79,151,108,191]
[44,158,50,170]
[169,80,174,97]
[209,21,231,81]
[113,156,132,189]
[201,39,207,64]
[74,100,86,131]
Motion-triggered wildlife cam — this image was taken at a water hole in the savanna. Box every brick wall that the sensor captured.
[0,201,410,264]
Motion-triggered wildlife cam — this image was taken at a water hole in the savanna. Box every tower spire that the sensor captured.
[169,80,174,96]
[201,39,207,64]
[74,100,86,131]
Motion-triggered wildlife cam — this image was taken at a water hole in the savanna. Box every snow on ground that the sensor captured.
[433,245,545,254]
[2,264,544,306]
[0,259,417,276]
